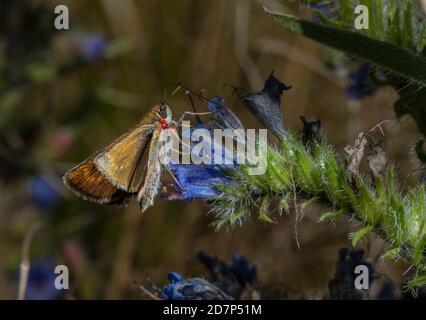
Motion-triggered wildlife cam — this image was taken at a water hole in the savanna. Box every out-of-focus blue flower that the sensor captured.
[27,176,60,209]
[76,32,106,61]
[345,64,377,100]
[311,3,334,22]
[23,258,59,300]
[162,272,232,300]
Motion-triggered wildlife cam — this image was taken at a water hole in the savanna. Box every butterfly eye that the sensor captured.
[159,106,168,118]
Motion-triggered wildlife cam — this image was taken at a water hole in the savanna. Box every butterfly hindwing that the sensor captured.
[63,152,130,206]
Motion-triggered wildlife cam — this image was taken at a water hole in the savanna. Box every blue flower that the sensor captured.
[167,163,237,200]
[166,123,239,201]
[311,3,334,23]
[23,258,59,300]
[345,64,377,100]
[162,272,232,300]
[77,33,106,61]
[27,176,60,210]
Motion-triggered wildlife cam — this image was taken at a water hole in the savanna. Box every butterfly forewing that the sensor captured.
[94,123,156,192]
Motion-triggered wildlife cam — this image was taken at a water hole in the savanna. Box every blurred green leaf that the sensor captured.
[105,38,135,59]
[0,90,22,129]
[413,234,426,267]
[264,8,426,86]
[26,62,57,83]
[408,274,426,289]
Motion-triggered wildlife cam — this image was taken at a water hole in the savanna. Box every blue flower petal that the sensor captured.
[167,272,184,284]
[168,164,237,200]
[167,123,239,200]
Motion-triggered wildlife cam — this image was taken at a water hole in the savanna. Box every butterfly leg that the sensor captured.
[165,165,185,191]
[167,128,192,158]
[175,111,212,127]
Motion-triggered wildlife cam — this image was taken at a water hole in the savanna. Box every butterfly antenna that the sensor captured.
[161,83,182,105]
[162,87,167,104]
[174,83,210,103]
[168,84,182,101]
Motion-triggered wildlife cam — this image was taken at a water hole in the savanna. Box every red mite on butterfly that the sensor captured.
[159,117,176,130]
[159,117,167,129]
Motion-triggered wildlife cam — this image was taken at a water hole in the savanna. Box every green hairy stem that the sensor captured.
[211,134,426,289]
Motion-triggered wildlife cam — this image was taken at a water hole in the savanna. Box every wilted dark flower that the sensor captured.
[345,64,377,100]
[328,248,374,300]
[243,71,291,139]
[27,176,60,209]
[23,258,59,300]
[207,96,244,130]
[162,272,232,300]
[300,116,322,151]
[376,282,396,300]
[76,32,106,61]
[229,252,257,286]
[197,251,258,299]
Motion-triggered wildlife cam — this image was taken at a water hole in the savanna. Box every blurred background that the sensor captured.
[0,0,423,299]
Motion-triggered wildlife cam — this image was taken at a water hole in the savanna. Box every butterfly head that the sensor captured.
[157,104,173,129]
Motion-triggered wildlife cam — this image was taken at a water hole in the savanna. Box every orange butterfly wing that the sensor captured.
[94,124,156,192]
[63,151,130,205]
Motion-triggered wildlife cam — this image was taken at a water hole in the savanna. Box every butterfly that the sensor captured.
[63,104,176,212]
